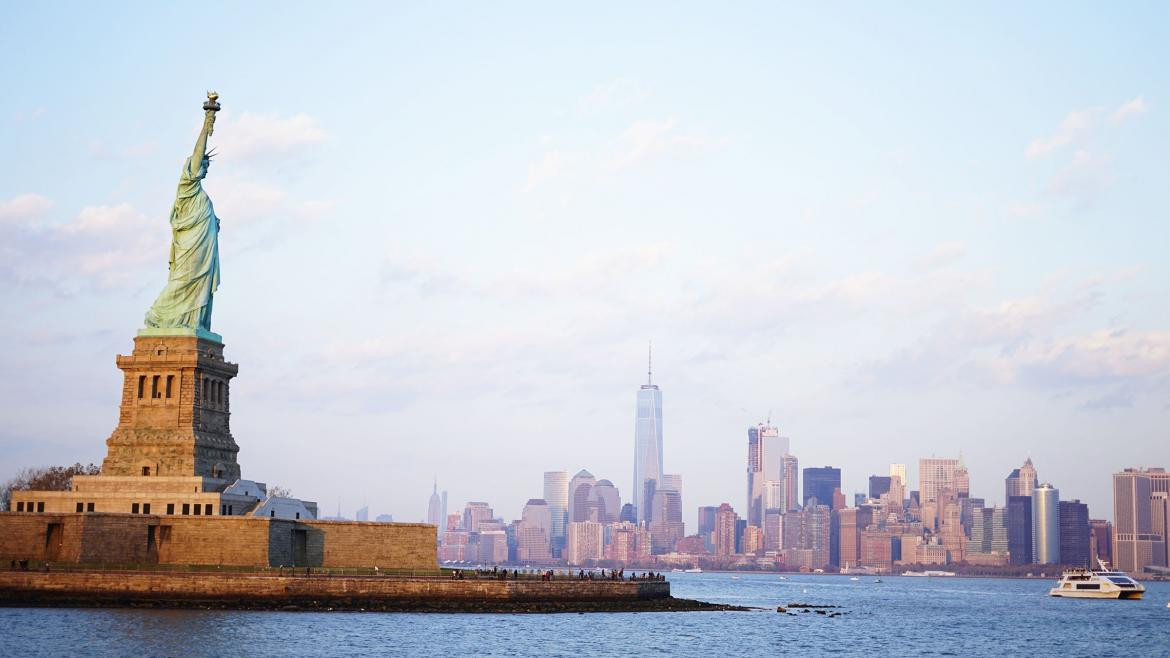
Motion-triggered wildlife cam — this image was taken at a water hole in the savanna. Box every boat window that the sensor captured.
[1075,583,1101,589]
[1105,577,1134,585]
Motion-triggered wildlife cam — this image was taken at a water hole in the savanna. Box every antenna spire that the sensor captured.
[647,341,653,385]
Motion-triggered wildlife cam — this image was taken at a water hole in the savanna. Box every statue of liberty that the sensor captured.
[143,92,222,340]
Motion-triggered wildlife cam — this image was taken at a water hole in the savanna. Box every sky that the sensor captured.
[1,3,1168,529]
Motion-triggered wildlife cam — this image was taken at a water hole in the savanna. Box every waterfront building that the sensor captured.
[781,454,800,512]
[802,501,831,569]
[714,503,737,556]
[743,525,764,555]
[1089,519,1112,566]
[1032,484,1060,564]
[1112,468,1169,573]
[569,470,597,522]
[836,506,875,569]
[803,467,841,510]
[968,506,1009,561]
[515,499,553,562]
[633,350,664,524]
[1058,499,1090,568]
[649,488,684,553]
[1005,457,1038,503]
[619,503,637,524]
[606,522,651,564]
[918,458,969,509]
[591,479,621,523]
[674,534,708,556]
[938,493,966,563]
[698,505,717,550]
[462,502,493,533]
[746,423,786,526]
[859,529,893,572]
[764,510,783,552]
[889,464,908,488]
[566,521,604,565]
[868,476,892,500]
[543,471,569,555]
[959,497,985,537]
[1152,492,1169,568]
[1007,495,1033,565]
[478,530,508,564]
[735,519,748,553]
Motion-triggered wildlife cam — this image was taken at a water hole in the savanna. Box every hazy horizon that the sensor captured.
[3,3,1168,529]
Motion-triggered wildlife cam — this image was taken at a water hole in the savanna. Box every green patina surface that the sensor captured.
[143,93,222,339]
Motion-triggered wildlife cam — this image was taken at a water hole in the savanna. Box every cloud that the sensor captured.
[609,118,724,170]
[914,242,966,271]
[1026,96,1146,159]
[1026,107,1099,159]
[212,112,327,161]
[1046,149,1113,200]
[1,201,163,289]
[578,78,646,115]
[526,149,573,189]
[0,194,54,224]
[1111,95,1147,123]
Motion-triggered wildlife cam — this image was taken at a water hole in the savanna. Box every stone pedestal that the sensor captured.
[102,334,240,480]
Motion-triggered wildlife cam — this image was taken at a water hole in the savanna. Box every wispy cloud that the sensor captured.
[213,111,327,161]
[0,193,54,224]
[1111,95,1147,123]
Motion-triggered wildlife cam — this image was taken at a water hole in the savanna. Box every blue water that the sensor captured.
[1,573,1168,656]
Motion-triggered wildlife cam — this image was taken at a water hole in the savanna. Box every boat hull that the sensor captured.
[1049,589,1144,600]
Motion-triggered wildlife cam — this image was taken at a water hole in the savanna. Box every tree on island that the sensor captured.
[0,463,101,511]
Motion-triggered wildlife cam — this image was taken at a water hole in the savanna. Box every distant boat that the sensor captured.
[873,578,883,583]
[778,576,787,580]
[684,567,702,573]
[902,570,956,577]
[671,568,683,573]
[731,575,740,580]
[849,576,860,582]
[1049,560,1145,600]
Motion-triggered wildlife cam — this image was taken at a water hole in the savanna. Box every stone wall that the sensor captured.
[0,570,670,605]
[0,513,437,571]
[300,521,437,569]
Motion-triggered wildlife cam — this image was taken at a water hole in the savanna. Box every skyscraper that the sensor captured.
[803,467,841,510]
[569,469,597,522]
[633,347,663,524]
[1089,519,1112,566]
[889,463,907,489]
[1032,484,1060,564]
[426,480,442,538]
[781,454,800,512]
[1058,499,1090,568]
[1007,495,1033,565]
[746,422,785,526]
[1005,458,1038,503]
[516,499,552,562]
[868,476,892,500]
[463,502,493,533]
[1112,468,1168,573]
[714,503,737,556]
[543,471,569,555]
[591,479,621,523]
[918,458,968,505]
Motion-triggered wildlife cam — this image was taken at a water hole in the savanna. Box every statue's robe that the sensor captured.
[144,156,220,330]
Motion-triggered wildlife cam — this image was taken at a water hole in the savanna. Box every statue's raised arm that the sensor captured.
[191,91,220,168]
[142,92,224,341]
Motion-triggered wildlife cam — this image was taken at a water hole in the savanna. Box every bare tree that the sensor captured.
[267,484,293,498]
[1,463,101,511]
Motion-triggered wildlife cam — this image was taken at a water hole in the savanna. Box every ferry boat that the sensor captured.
[1049,560,1145,600]
[684,567,702,573]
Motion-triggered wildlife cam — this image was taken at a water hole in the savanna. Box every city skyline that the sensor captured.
[2,3,1168,532]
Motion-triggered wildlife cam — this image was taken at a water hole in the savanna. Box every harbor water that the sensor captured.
[1,572,1167,656]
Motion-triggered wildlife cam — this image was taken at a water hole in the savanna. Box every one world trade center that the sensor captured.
[633,346,663,524]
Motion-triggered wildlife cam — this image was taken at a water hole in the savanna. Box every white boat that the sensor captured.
[684,567,702,573]
[1049,560,1145,600]
[873,578,883,583]
[901,570,956,577]
[849,577,860,581]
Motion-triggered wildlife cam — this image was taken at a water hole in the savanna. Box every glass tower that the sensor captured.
[634,348,663,524]
[543,471,569,555]
[1032,483,1061,564]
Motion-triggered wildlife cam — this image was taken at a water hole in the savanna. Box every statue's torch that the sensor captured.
[203,90,221,136]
